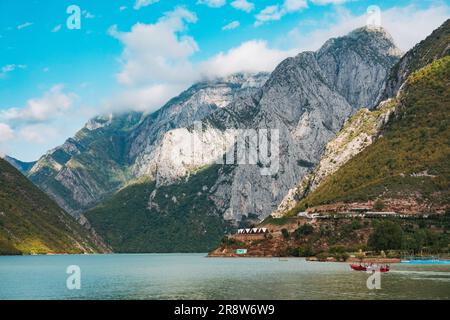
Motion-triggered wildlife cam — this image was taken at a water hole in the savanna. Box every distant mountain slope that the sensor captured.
[85,165,235,252]
[275,19,450,217]
[28,112,144,216]
[4,156,36,175]
[293,56,450,213]
[28,73,268,216]
[84,26,401,252]
[381,19,450,101]
[0,158,111,255]
[182,26,400,221]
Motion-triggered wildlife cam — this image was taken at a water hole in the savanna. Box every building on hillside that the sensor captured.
[233,228,269,241]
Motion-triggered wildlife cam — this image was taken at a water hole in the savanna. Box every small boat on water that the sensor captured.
[350,264,390,273]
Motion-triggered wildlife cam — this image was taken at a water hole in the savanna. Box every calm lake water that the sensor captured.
[0,254,449,300]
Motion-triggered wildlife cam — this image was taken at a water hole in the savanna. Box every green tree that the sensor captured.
[368,220,403,251]
[298,245,315,257]
[373,199,385,211]
[281,228,290,239]
[294,224,314,239]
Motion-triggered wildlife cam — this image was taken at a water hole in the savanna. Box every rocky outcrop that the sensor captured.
[28,112,144,216]
[191,26,401,221]
[28,74,268,216]
[128,73,269,182]
[272,19,450,218]
[272,99,397,217]
[29,27,400,224]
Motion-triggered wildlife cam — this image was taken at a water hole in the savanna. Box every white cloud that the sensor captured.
[231,0,254,13]
[134,0,160,10]
[17,22,33,30]
[51,24,62,32]
[0,123,14,142]
[1,85,76,123]
[82,10,95,19]
[286,4,450,52]
[310,0,354,4]
[0,64,26,78]
[110,7,198,86]
[106,7,199,113]
[120,6,128,11]
[2,64,26,73]
[255,0,307,26]
[103,84,186,114]
[18,125,59,144]
[0,123,14,157]
[377,5,450,51]
[200,40,294,78]
[222,21,240,30]
[197,0,226,8]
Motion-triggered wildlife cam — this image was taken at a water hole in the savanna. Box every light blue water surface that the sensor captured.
[0,254,449,300]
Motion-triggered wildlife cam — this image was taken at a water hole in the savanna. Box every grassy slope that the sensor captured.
[382,19,450,100]
[85,165,235,253]
[293,56,450,210]
[0,158,106,255]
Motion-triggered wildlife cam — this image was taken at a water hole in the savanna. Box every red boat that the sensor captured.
[350,264,367,271]
[350,264,390,273]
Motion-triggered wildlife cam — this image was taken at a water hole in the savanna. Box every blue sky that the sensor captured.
[0,0,449,161]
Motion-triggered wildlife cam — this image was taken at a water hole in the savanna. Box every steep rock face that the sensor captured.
[273,19,450,218]
[28,112,143,216]
[28,73,268,216]
[186,27,400,221]
[316,26,402,109]
[290,56,450,213]
[272,99,397,217]
[128,73,270,180]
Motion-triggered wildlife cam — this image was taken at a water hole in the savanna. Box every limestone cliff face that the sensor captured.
[188,26,401,221]
[29,27,400,223]
[128,73,270,182]
[271,99,397,217]
[28,112,143,216]
[28,74,268,216]
[271,19,450,218]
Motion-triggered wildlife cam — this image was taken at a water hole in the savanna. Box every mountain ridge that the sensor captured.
[0,158,111,255]
[83,26,401,252]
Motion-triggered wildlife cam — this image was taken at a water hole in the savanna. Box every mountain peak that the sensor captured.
[318,25,403,60]
[349,25,392,38]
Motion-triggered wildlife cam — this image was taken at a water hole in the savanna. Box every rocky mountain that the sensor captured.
[28,73,269,216]
[86,165,236,253]
[381,19,450,101]
[282,21,450,217]
[272,99,397,217]
[0,158,110,255]
[173,26,401,221]
[289,56,449,215]
[82,26,401,252]
[28,112,144,216]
